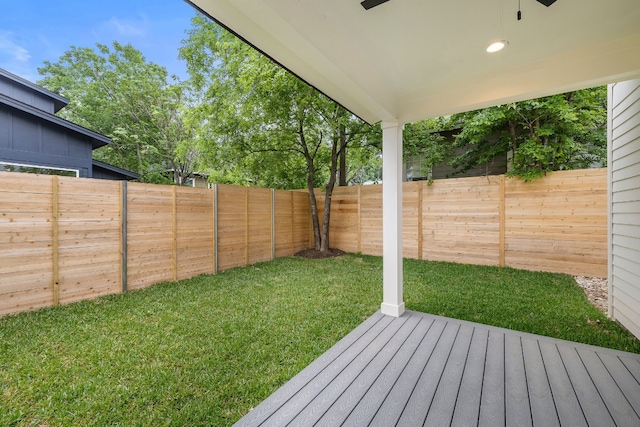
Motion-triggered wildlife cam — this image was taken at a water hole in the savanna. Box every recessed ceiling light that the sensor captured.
[487,40,509,53]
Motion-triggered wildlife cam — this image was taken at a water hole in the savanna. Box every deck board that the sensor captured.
[538,341,588,426]
[395,321,459,426]
[558,344,615,426]
[423,323,473,426]
[522,339,560,427]
[233,310,640,427]
[478,330,505,427]
[450,327,487,427]
[368,316,446,426]
[314,314,422,426]
[341,316,433,426]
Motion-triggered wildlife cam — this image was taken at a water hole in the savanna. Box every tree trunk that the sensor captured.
[307,164,322,251]
[300,126,322,251]
[338,124,347,186]
[508,119,518,160]
[320,134,340,252]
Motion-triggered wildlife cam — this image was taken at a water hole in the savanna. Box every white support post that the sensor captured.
[381,121,405,317]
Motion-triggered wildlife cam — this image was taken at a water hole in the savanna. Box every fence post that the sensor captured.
[213,184,219,274]
[418,181,424,260]
[499,175,506,267]
[357,186,362,253]
[121,180,128,293]
[271,189,276,260]
[244,186,249,265]
[290,191,295,255]
[52,175,59,306]
[172,186,178,281]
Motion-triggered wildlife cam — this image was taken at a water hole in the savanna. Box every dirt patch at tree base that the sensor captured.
[294,248,347,259]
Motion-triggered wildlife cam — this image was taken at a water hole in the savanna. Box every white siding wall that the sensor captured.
[608,79,640,339]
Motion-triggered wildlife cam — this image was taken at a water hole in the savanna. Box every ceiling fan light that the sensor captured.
[487,40,508,53]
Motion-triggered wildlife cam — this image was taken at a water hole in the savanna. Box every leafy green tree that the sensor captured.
[180,16,379,252]
[454,87,607,180]
[406,87,607,181]
[38,42,196,184]
[402,118,451,181]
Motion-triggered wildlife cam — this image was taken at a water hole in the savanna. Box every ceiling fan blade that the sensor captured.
[361,0,391,10]
[536,0,557,6]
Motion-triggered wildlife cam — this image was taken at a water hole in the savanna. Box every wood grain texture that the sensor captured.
[1,174,314,316]
[274,190,294,257]
[57,175,121,303]
[322,169,607,277]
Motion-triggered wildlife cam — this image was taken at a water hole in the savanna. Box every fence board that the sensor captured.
[329,187,360,253]
[275,190,295,257]
[504,169,607,277]
[323,169,607,276]
[292,191,311,253]
[217,184,248,271]
[248,188,273,265]
[0,172,54,316]
[0,168,609,317]
[360,185,382,256]
[421,176,501,266]
[127,182,174,290]
[403,182,421,259]
[176,186,214,280]
[57,176,122,304]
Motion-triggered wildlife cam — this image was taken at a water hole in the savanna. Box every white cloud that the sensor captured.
[0,31,38,81]
[0,31,31,63]
[101,15,151,38]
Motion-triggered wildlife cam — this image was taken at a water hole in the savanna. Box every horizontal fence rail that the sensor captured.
[317,168,608,278]
[0,172,311,317]
[0,168,607,317]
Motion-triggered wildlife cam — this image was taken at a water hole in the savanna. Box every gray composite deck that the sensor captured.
[234,310,640,427]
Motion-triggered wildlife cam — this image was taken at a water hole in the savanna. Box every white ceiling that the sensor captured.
[187,0,640,124]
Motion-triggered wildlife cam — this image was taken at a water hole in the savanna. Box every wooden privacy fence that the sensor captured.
[1,168,607,317]
[0,172,311,317]
[318,168,608,278]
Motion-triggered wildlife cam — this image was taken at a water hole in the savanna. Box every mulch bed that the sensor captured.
[294,248,347,259]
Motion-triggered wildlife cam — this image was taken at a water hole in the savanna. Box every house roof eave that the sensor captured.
[0,68,69,113]
[0,93,111,149]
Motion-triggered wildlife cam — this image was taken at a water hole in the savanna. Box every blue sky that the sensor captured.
[0,1,196,83]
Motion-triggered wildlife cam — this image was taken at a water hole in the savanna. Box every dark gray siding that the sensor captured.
[0,69,136,181]
[405,146,508,181]
[92,161,139,181]
[432,146,508,179]
[0,105,93,177]
[0,68,67,113]
[91,167,129,180]
[0,108,9,149]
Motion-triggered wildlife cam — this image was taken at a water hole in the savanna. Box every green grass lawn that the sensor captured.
[1,254,638,426]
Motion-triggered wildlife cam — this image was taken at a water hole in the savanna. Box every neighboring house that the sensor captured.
[0,68,138,180]
[165,169,211,188]
[404,129,508,181]
[185,172,211,188]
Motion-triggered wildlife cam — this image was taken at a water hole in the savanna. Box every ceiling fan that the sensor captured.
[360,0,390,10]
[361,0,556,10]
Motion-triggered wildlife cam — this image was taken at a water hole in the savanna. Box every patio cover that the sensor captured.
[185,0,640,316]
